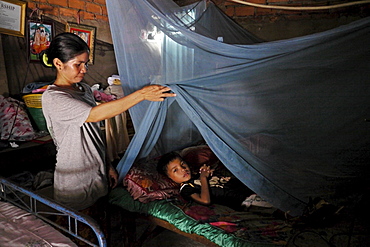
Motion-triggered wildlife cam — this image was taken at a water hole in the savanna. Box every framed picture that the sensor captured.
[0,0,27,37]
[66,22,96,64]
[29,21,54,62]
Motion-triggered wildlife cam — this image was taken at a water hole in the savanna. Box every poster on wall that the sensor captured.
[66,22,96,64]
[0,0,26,37]
[29,21,54,62]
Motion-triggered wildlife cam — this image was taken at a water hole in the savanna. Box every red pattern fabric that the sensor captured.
[0,95,36,141]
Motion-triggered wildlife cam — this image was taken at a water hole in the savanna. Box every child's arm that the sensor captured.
[190,165,213,205]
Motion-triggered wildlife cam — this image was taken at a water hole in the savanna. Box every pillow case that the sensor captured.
[180,145,219,173]
[123,158,179,203]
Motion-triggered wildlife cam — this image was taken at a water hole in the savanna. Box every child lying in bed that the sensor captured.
[157,152,272,211]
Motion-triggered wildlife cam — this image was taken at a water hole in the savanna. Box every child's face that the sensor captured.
[166,158,191,184]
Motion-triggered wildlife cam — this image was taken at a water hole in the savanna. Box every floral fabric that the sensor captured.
[0,95,36,141]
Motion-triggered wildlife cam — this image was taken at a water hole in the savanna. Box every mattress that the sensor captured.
[109,186,261,247]
[0,201,77,247]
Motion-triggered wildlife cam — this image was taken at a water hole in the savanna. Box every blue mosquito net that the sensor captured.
[106,0,370,216]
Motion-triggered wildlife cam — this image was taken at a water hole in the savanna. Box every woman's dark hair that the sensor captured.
[42,32,89,67]
[157,152,182,176]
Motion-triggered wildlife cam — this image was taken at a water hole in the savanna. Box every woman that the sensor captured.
[41,32,176,211]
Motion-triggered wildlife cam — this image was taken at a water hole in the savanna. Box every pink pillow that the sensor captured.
[124,158,179,203]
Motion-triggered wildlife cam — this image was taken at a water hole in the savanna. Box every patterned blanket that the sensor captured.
[178,201,291,246]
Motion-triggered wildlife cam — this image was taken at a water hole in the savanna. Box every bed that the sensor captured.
[0,177,106,247]
[109,186,295,247]
[109,144,363,247]
[109,145,294,247]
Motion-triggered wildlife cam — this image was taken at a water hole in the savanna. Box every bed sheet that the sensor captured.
[109,186,292,247]
[0,201,77,247]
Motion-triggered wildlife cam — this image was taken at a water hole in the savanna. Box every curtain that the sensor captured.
[106,0,370,216]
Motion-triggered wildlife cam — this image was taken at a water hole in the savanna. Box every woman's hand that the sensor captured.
[139,85,176,102]
[87,84,176,123]
[108,165,118,188]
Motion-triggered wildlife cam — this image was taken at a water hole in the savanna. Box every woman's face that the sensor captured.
[166,158,191,184]
[58,52,89,84]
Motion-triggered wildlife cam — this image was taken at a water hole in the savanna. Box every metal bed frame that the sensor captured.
[0,177,107,247]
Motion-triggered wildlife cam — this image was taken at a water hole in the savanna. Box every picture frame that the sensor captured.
[66,22,96,64]
[29,21,54,62]
[0,0,27,37]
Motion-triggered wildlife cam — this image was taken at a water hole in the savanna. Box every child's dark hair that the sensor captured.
[42,32,89,67]
[157,152,182,176]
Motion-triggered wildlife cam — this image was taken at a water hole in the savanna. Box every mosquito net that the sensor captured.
[106,0,370,216]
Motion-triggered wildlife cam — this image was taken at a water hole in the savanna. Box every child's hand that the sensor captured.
[199,164,214,178]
